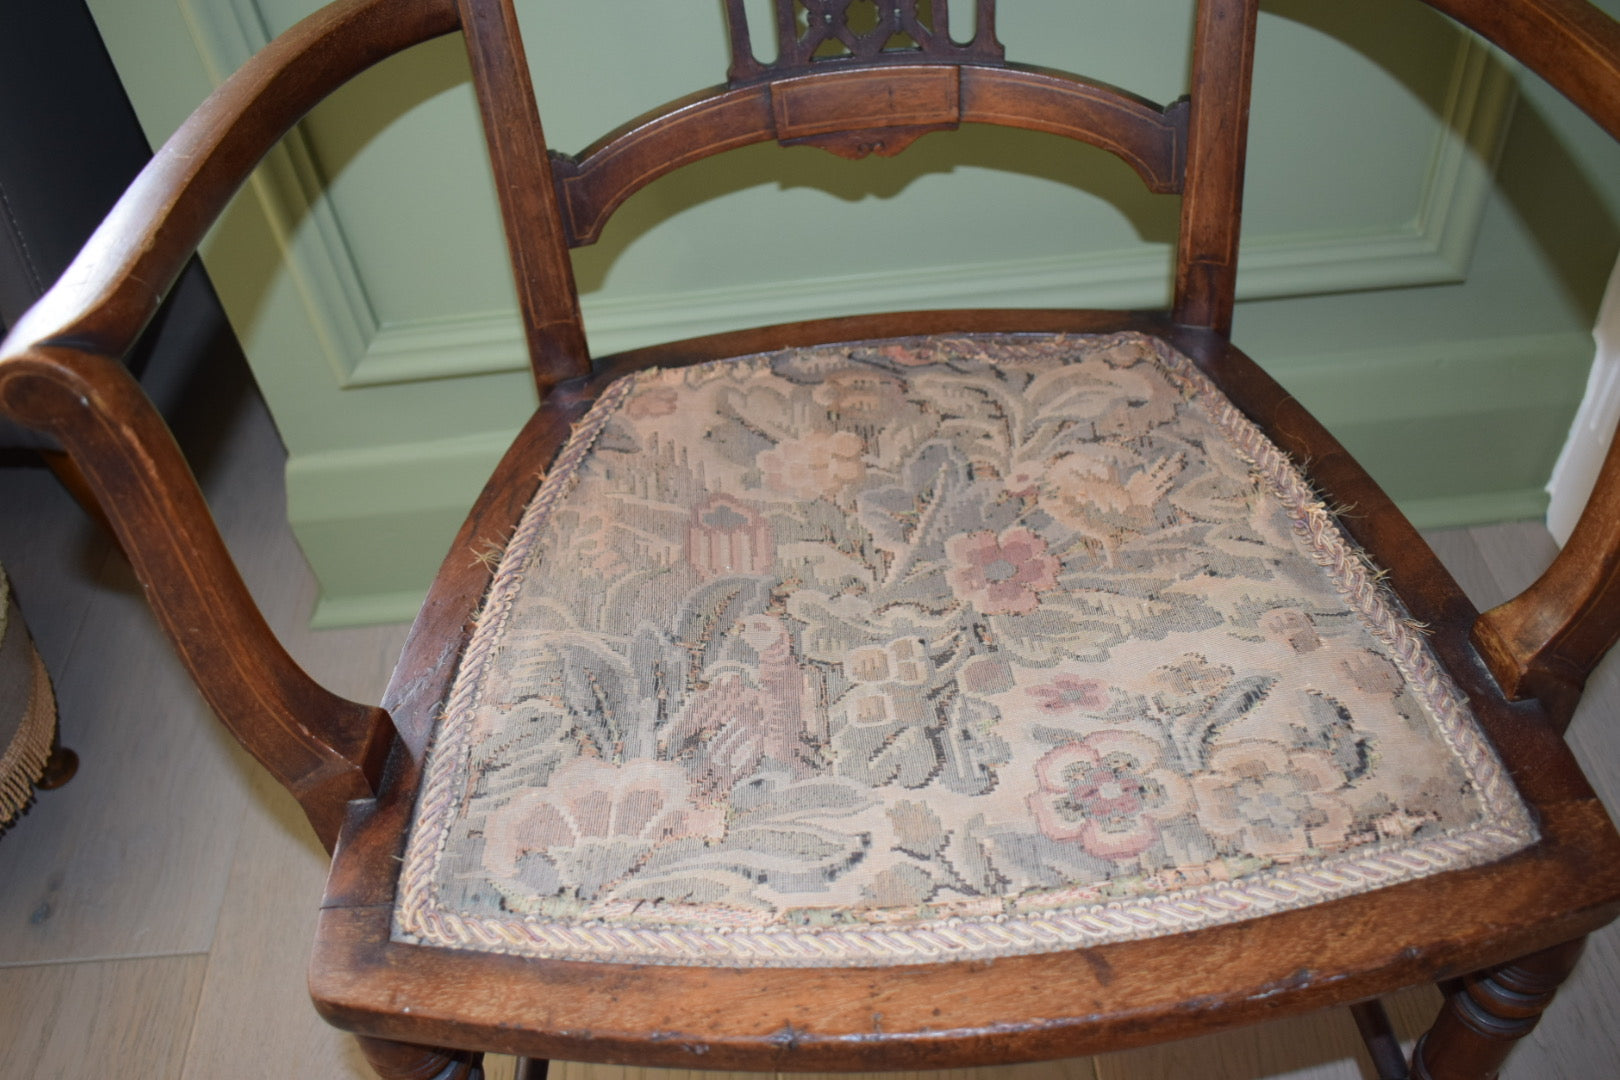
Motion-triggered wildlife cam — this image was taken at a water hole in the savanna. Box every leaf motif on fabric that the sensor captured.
[396,333,1535,967]
[856,440,978,564]
[1291,689,1376,783]
[934,691,1011,796]
[1169,673,1278,770]
[833,717,940,789]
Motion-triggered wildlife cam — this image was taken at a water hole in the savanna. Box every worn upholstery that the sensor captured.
[396,332,1533,967]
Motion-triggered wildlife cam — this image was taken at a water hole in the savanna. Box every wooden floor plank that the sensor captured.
[552,1065,775,1080]
[0,954,207,1080]
[1419,528,1500,609]
[178,615,410,1080]
[1092,984,1439,1080]
[0,462,114,672]
[780,1058,1099,1080]
[178,764,378,1080]
[0,472,249,964]
[542,1060,1095,1080]
[1469,521,1562,604]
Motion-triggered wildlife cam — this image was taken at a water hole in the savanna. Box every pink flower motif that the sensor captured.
[1028,731,1192,860]
[1027,674,1111,714]
[1191,739,1355,859]
[686,494,774,579]
[624,385,680,419]
[945,527,1061,615]
[757,430,866,500]
[1001,463,1043,500]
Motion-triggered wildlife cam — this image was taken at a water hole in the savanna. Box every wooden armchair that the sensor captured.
[4,1,1620,1078]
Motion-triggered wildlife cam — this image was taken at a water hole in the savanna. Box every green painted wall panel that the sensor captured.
[84,0,1620,625]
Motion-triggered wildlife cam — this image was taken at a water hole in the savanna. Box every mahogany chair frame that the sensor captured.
[3,1,1620,1078]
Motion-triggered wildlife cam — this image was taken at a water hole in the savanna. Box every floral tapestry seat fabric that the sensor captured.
[395,331,1534,968]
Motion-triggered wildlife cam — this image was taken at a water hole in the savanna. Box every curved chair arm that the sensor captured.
[4,0,460,361]
[1474,433,1620,729]
[1421,0,1620,726]
[0,0,461,850]
[1429,0,1620,141]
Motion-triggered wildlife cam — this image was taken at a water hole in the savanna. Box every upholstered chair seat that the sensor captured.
[396,331,1533,968]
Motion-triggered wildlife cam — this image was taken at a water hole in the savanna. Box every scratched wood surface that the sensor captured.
[0,377,1616,1078]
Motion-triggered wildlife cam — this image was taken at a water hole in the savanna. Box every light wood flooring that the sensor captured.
[1,372,1616,1079]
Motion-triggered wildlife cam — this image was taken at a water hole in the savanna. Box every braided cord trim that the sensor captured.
[393,334,1535,968]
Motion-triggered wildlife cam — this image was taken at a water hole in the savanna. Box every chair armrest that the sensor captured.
[1424,0,1620,725]
[1474,432,1620,729]
[1428,0,1620,141]
[0,0,460,850]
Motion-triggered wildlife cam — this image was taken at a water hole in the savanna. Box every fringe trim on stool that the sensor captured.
[0,648,57,825]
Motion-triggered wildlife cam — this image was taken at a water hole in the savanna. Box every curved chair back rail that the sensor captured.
[550,66,1191,249]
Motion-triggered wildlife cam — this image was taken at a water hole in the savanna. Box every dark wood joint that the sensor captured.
[778,124,953,158]
[1164,95,1191,186]
[1471,616,1586,731]
[355,704,399,792]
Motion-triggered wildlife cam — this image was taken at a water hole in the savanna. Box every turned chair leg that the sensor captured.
[513,1058,550,1080]
[1410,937,1587,1080]
[355,1035,485,1080]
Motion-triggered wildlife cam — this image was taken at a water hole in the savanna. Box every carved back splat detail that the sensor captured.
[723,0,1004,84]
[548,0,1185,246]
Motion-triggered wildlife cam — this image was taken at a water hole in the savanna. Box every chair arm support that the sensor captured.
[1474,425,1620,731]
[0,345,394,850]
[1430,0,1620,728]
[3,0,460,366]
[0,0,463,849]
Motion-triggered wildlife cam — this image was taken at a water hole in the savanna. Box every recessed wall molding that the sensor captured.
[181,0,381,384]
[290,328,1595,626]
